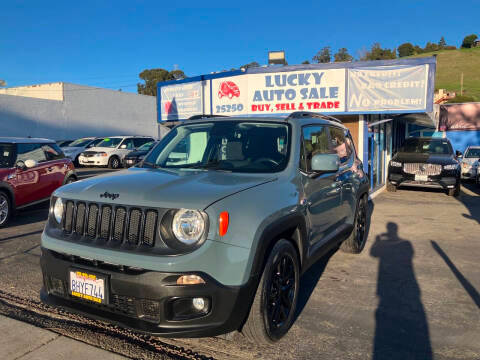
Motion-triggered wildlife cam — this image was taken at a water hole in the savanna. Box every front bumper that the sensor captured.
[78,156,109,166]
[40,248,257,337]
[461,168,477,179]
[389,171,459,190]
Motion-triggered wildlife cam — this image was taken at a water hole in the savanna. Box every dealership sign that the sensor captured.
[157,58,435,122]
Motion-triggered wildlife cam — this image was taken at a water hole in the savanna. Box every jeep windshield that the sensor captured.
[399,138,453,155]
[0,143,15,168]
[143,121,290,173]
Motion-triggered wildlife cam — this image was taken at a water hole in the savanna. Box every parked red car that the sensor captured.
[218,81,240,99]
[0,138,77,227]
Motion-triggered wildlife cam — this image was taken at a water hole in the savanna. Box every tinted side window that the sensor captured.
[17,143,47,163]
[329,127,352,164]
[301,126,330,172]
[133,138,152,148]
[43,143,64,161]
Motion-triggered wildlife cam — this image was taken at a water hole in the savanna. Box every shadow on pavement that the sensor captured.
[458,182,480,224]
[431,240,480,309]
[370,222,432,360]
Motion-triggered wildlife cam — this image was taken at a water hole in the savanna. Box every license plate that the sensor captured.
[415,174,428,182]
[69,269,107,304]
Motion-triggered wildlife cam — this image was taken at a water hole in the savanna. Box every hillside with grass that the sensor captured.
[410,47,480,101]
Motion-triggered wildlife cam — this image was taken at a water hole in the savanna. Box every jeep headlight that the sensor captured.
[52,197,64,224]
[172,209,206,245]
[390,161,402,167]
[160,209,208,251]
[443,164,458,170]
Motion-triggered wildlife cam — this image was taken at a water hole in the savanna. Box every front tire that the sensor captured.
[108,156,120,169]
[341,195,368,254]
[242,239,300,345]
[0,191,12,228]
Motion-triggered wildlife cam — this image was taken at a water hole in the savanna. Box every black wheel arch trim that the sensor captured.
[250,212,308,279]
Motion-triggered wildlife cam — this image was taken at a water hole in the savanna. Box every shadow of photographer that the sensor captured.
[370,222,432,360]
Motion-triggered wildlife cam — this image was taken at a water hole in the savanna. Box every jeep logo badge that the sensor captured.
[100,192,119,200]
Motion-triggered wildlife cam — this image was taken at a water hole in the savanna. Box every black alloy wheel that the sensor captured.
[0,192,11,228]
[242,239,300,345]
[354,197,367,247]
[341,196,368,253]
[265,253,297,333]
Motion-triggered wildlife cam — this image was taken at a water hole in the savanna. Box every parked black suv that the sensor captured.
[387,137,461,196]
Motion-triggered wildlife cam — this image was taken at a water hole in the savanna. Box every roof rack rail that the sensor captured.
[286,111,342,124]
[188,114,229,120]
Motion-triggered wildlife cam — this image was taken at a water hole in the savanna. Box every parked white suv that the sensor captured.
[78,136,155,169]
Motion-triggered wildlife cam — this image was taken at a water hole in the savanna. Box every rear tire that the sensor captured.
[386,182,397,192]
[341,195,368,254]
[65,176,76,184]
[108,156,120,169]
[242,239,300,345]
[0,191,12,228]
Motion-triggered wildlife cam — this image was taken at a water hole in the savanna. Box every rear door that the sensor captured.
[42,143,67,193]
[300,125,343,248]
[328,126,356,225]
[15,143,50,206]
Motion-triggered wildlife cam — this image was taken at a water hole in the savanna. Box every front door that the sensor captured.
[300,125,343,248]
[15,143,50,207]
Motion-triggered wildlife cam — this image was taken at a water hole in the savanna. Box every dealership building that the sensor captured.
[157,57,437,194]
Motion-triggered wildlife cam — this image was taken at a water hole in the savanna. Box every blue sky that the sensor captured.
[1,0,478,92]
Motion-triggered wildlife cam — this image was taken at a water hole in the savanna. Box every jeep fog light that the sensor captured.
[192,297,206,311]
[176,274,205,285]
[172,209,206,244]
[53,197,64,223]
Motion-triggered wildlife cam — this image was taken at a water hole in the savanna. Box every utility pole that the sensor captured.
[460,72,464,96]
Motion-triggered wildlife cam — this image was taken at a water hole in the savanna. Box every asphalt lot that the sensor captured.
[0,168,479,359]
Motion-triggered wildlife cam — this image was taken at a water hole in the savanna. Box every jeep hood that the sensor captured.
[393,152,457,165]
[55,167,276,209]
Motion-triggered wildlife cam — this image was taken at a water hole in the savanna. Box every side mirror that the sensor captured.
[16,160,26,170]
[311,153,340,173]
[455,150,463,158]
[25,159,38,168]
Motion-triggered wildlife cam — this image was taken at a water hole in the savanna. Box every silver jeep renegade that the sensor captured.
[41,112,370,344]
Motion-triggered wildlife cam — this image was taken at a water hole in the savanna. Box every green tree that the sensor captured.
[362,43,396,60]
[334,48,353,62]
[302,60,310,64]
[423,42,439,53]
[397,43,415,57]
[438,36,446,48]
[313,46,331,63]
[461,34,478,48]
[137,68,186,96]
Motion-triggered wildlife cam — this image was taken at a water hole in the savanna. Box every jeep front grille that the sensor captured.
[403,163,442,176]
[62,201,158,247]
